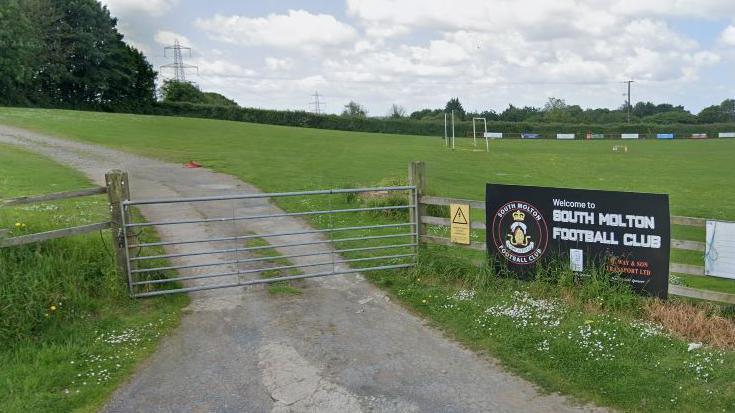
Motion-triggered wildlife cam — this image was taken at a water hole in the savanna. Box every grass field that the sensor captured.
[2,108,735,412]
[0,108,733,220]
[0,143,187,412]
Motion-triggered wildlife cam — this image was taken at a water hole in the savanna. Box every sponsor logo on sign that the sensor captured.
[492,201,548,265]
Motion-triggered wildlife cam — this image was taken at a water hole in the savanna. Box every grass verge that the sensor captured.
[0,144,188,412]
[368,247,735,413]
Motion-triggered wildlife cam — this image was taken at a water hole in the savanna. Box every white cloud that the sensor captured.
[721,25,735,46]
[100,0,177,16]
[408,40,471,65]
[193,59,254,78]
[612,0,735,18]
[339,1,719,88]
[346,0,735,31]
[265,57,294,71]
[622,19,697,50]
[154,30,192,47]
[195,10,357,51]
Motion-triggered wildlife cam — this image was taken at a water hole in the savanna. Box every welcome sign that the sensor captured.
[486,184,671,298]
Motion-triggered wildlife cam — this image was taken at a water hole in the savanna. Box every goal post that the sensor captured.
[451,110,456,149]
[444,112,448,147]
[472,117,488,152]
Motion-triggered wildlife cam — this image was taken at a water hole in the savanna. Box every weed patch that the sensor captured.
[647,300,735,349]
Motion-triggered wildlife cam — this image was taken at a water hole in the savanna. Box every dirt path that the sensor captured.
[0,125,602,413]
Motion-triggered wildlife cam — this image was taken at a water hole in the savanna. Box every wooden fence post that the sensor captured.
[106,170,132,283]
[409,161,427,242]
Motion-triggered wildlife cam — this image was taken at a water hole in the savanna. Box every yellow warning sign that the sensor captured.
[450,203,471,245]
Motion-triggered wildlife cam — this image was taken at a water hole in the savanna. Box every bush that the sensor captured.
[146,102,735,139]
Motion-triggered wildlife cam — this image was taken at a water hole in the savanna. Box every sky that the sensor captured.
[101,0,735,115]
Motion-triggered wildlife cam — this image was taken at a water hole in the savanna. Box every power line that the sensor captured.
[309,90,324,114]
[161,39,198,82]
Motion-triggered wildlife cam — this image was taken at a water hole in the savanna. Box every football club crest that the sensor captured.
[491,201,548,265]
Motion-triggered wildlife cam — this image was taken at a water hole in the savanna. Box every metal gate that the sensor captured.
[120,186,418,298]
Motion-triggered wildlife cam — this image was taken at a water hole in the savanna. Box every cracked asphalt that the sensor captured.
[0,125,605,413]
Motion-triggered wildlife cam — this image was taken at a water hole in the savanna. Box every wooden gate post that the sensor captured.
[106,170,132,282]
[409,161,427,242]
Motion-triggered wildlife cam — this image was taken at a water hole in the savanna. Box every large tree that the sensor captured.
[0,0,43,105]
[160,80,207,104]
[444,97,465,120]
[499,104,541,122]
[543,97,572,122]
[342,101,368,117]
[159,80,238,107]
[388,104,406,119]
[0,0,156,109]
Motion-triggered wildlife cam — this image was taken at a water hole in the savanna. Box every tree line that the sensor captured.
[0,0,156,110]
[405,97,735,125]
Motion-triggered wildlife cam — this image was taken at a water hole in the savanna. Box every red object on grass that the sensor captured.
[184,160,202,168]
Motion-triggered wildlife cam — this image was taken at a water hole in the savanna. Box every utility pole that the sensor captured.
[623,80,634,123]
[309,91,324,114]
[161,39,198,82]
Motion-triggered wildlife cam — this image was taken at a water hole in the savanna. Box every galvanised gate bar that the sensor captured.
[120,186,418,298]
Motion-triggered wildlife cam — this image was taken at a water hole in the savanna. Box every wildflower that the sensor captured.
[50,305,57,311]
[422,299,427,304]
[451,289,476,301]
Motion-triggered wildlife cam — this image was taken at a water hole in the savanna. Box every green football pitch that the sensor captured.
[1,107,732,221]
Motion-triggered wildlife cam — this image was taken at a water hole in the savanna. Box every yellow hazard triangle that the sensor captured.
[452,207,468,224]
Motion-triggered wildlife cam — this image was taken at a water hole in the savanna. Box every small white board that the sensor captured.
[570,249,584,272]
[557,133,575,140]
[705,220,735,279]
[484,132,503,139]
[621,133,639,139]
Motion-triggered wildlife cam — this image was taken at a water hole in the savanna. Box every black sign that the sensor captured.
[486,184,670,298]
